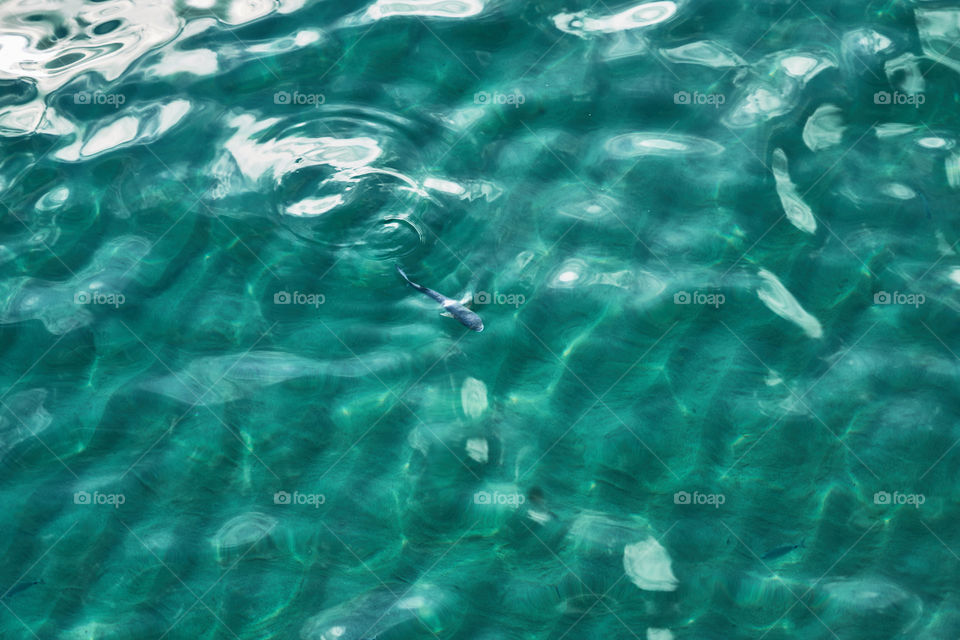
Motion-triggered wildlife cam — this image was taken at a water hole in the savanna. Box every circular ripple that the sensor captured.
[278,166,429,254]
[264,107,438,256]
[358,216,423,259]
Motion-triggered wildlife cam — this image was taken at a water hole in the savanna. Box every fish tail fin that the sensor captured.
[396,264,425,292]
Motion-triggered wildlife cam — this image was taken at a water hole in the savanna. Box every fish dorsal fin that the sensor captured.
[455,267,483,307]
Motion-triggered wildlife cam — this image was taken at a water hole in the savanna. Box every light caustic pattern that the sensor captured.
[0,0,958,639]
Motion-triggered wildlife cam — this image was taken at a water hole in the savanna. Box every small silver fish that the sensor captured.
[762,539,805,561]
[396,265,483,332]
[1,579,43,599]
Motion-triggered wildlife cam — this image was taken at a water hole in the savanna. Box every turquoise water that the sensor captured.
[1,0,960,637]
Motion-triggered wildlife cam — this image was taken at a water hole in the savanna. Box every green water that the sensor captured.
[1,0,959,638]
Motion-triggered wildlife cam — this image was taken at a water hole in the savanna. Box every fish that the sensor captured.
[762,539,805,561]
[396,265,483,332]
[1,579,43,599]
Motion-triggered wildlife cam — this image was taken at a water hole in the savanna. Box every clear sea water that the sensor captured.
[1,0,959,638]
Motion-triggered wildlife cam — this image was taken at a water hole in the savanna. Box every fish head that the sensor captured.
[466,313,484,332]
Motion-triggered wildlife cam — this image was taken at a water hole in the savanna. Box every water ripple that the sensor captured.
[605,132,724,158]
